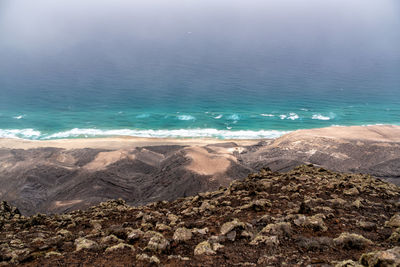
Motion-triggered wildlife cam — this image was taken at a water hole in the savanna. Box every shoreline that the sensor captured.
[1,124,400,215]
[0,135,262,150]
[0,124,399,150]
[0,128,289,141]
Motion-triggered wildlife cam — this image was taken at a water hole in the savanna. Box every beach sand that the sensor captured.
[1,125,399,150]
[0,136,260,150]
[279,124,400,142]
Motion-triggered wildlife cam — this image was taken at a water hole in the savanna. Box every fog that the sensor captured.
[0,0,399,99]
[1,0,399,54]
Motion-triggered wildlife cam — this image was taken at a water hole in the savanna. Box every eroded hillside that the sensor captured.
[1,125,400,215]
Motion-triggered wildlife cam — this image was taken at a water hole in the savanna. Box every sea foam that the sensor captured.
[13,115,24,120]
[0,129,41,139]
[177,115,196,121]
[312,114,331,120]
[287,113,299,120]
[227,114,240,120]
[41,128,289,140]
[279,113,299,120]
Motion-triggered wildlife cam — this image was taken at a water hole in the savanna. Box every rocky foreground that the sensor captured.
[1,165,400,266]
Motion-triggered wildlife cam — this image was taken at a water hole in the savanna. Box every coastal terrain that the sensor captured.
[1,0,400,265]
[0,125,399,215]
[1,125,400,265]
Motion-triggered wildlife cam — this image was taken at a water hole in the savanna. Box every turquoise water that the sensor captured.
[0,0,399,139]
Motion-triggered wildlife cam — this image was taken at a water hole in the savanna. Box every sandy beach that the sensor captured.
[279,124,400,142]
[0,135,260,150]
[1,125,399,150]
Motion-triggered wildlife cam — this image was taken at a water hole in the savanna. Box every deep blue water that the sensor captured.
[0,0,399,139]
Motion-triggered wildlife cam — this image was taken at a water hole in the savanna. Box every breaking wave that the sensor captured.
[44,128,289,139]
[13,115,25,120]
[312,114,331,120]
[0,128,290,140]
[0,129,41,139]
[177,115,196,121]
[279,113,299,120]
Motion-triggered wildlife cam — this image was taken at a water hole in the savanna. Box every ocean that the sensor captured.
[0,0,399,139]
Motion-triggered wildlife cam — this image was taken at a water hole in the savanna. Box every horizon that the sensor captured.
[0,0,399,139]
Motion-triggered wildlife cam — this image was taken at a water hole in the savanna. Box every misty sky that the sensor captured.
[1,0,399,54]
[0,0,399,107]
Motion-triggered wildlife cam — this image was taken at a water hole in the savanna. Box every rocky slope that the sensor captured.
[1,125,400,215]
[1,165,400,266]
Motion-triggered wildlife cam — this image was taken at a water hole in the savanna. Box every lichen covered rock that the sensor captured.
[74,238,99,252]
[146,234,169,252]
[173,227,192,242]
[360,246,400,266]
[220,219,245,235]
[105,243,135,253]
[333,232,373,250]
[194,241,216,256]
[386,214,400,228]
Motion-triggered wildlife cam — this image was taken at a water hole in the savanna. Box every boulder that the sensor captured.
[344,187,359,196]
[250,235,279,246]
[74,238,99,252]
[386,214,400,228]
[173,227,193,242]
[127,229,144,243]
[239,199,271,211]
[147,234,169,252]
[220,219,245,235]
[388,228,400,243]
[136,253,160,264]
[194,241,216,256]
[334,260,363,267]
[100,235,123,245]
[105,243,135,253]
[260,222,291,237]
[44,251,62,258]
[333,233,373,250]
[156,223,171,231]
[360,246,400,266]
[357,221,376,231]
[56,229,73,240]
[294,214,327,232]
